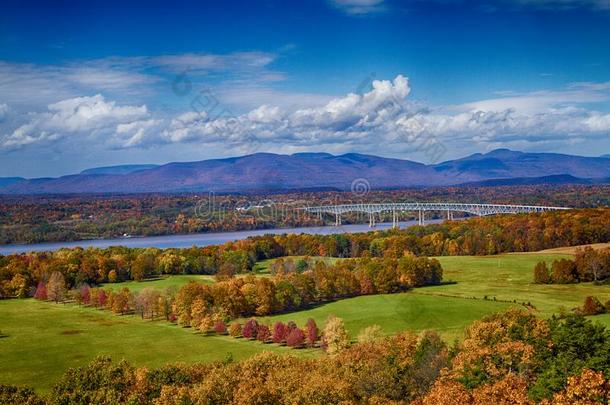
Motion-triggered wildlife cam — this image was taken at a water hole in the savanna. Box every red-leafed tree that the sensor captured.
[286,328,305,348]
[34,282,47,301]
[98,289,108,308]
[286,320,298,333]
[80,284,91,305]
[257,324,271,342]
[272,321,287,344]
[242,319,259,339]
[305,318,319,347]
[582,296,605,315]
[214,320,227,334]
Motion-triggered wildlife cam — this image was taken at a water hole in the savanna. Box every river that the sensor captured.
[0,219,447,255]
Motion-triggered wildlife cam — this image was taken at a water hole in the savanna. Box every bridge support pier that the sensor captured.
[335,212,341,226]
[418,209,425,226]
[368,212,376,227]
[392,209,397,229]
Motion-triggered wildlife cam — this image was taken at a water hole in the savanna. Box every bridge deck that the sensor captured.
[302,203,570,226]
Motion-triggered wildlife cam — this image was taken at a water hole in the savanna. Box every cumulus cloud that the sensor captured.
[161,75,411,146]
[157,74,610,161]
[2,75,610,163]
[0,95,153,149]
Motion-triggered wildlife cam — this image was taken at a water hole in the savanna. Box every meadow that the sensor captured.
[2,249,609,392]
[256,292,513,342]
[101,274,214,292]
[0,299,316,393]
[430,253,610,318]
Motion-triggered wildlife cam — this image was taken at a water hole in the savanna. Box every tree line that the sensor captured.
[2,208,609,299]
[533,246,610,284]
[2,309,609,404]
[1,184,609,245]
[32,256,443,325]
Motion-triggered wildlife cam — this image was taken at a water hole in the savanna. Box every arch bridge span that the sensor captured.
[301,202,571,227]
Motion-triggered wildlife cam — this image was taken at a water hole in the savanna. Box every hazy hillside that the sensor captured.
[2,149,610,194]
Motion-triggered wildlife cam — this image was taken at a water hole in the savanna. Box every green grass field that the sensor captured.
[256,292,514,343]
[428,253,610,317]
[2,250,609,393]
[101,274,214,292]
[252,256,343,274]
[0,299,314,393]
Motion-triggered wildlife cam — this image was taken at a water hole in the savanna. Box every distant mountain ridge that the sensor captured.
[80,164,159,175]
[1,149,610,194]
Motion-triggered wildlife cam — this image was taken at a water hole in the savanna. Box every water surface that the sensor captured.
[0,219,446,254]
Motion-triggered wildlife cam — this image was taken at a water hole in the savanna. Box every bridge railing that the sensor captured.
[300,202,570,226]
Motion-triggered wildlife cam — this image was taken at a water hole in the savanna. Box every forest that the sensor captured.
[1,184,609,244]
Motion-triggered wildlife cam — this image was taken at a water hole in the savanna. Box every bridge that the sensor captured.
[301,202,571,227]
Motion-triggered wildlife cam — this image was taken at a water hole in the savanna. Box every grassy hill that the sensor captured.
[0,299,315,393]
[2,250,609,392]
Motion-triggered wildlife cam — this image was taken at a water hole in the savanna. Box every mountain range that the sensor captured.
[1,149,610,194]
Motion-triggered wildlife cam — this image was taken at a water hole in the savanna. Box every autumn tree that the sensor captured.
[242,319,258,339]
[542,369,609,405]
[286,328,305,348]
[131,253,156,281]
[214,320,227,334]
[322,315,350,355]
[272,321,287,344]
[33,282,47,301]
[581,296,605,316]
[229,322,242,337]
[111,288,132,315]
[357,324,383,343]
[198,316,213,334]
[79,284,91,305]
[46,271,66,303]
[533,261,551,284]
[551,259,578,284]
[257,324,271,342]
[305,318,319,347]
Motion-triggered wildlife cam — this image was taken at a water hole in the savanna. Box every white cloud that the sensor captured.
[161,75,411,146]
[3,76,610,164]
[151,52,276,74]
[0,95,153,149]
[0,61,156,107]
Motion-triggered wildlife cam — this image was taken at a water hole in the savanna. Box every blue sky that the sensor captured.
[1,0,610,177]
